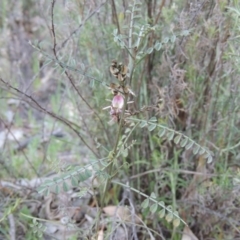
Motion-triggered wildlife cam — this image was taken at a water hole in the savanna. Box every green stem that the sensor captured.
[95,94,129,233]
[95,1,137,231]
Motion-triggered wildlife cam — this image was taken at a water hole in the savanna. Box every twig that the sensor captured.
[50,0,111,145]
[59,1,107,50]
[154,0,166,25]
[1,119,39,177]
[0,78,99,157]
[111,0,120,34]
[29,43,103,83]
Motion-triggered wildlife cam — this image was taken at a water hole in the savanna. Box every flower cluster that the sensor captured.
[103,60,134,124]
[103,93,124,124]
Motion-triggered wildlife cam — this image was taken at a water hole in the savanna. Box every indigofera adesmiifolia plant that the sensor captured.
[103,60,135,124]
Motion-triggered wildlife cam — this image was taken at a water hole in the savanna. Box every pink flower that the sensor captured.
[103,94,133,124]
[112,94,124,110]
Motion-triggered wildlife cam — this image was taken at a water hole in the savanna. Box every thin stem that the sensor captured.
[50,0,111,150]
[128,0,136,85]
[95,94,129,232]
[95,1,138,231]
[0,78,99,157]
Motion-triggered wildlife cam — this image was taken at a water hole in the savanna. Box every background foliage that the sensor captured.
[0,0,240,239]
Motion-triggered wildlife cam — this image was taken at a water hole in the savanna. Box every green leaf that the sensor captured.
[125,128,131,133]
[163,37,169,43]
[171,35,176,43]
[159,208,165,218]
[185,141,194,150]
[113,29,118,35]
[37,186,47,194]
[154,42,162,51]
[173,210,179,217]
[198,148,206,155]
[158,128,166,138]
[55,185,60,194]
[78,169,92,182]
[78,171,90,182]
[136,55,141,60]
[146,47,153,54]
[85,169,92,178]
[43,188,49,196]
[173,218,181,227]
[149,116,157,122]
[174,135,181,144]
[62,181,69,192]
[181,30,190,36]
[33,218,37,225]
[180,137,188,147]
[165,212,173,222]
[150,192,157,198]
[41,179,53,187]
[141,198,149,209]
[122,148,128,158]
[38,232,43,238]
[167,131,175,141]
[71,176,79,187]
[129,122,135,127]
[159,201,165,208]
[150,203,158,213]
[193,145,200,155]
[139,121,147,128]
[207,155,213,163]
[166,205,172,210]
[77,187,88,198]
[101,81,107,87]
[148,124,156,132]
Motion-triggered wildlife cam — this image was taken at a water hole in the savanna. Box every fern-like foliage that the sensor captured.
[30,218,45,238]
[116,122,138,158]
[113,1,191,67]
[113,180,187,227]
[128,117,213,163]
[37,158,108,195]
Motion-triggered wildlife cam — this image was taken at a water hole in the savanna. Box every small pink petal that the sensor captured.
[112,94,124,109]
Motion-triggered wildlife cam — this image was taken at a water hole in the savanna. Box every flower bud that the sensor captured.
[112,94,124,110]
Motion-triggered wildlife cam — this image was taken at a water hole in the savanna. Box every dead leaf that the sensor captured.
[97,229,104,240]
[181,226,198,240]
